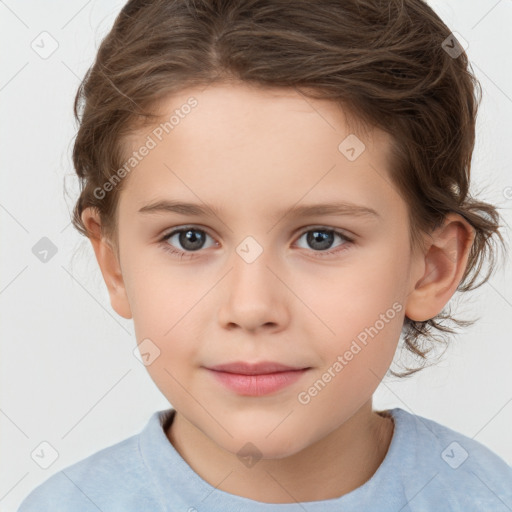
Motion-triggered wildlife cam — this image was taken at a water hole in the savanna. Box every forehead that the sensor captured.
[119,83,402,220]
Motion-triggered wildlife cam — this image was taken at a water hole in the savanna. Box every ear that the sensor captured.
[80,207,132,319]
[405,213,476,322]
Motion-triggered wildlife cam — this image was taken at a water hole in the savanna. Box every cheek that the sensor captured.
[127,267,201,401]
[123,249,198,329]
[298,307,402,421]
[299,248,406,376]
[306,250,406,334]
[124,266,201,376]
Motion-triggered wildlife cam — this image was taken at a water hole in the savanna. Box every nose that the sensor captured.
[217,248,290,333]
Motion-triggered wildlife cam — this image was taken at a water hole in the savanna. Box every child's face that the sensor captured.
[104,84,424,457]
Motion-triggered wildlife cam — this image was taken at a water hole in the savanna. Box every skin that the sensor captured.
[81,83,475,504]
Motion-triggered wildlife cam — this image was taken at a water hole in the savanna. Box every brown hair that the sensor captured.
[70,0,508,377]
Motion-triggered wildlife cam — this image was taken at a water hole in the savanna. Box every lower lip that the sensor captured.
[207,368,309,396]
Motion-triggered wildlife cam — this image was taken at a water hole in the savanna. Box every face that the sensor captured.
[105,83,420,458]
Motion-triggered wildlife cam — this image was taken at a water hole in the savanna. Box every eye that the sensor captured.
[158,225,354,260]
[294,227,354,257]
[159,226,216,259]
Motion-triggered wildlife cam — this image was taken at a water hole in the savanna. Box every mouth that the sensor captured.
[204,361,311,396]
[206,361,310,375]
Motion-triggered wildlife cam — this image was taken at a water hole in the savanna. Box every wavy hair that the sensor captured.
[70,0,508,377]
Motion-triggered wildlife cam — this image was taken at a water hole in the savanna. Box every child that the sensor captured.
[18,0,512,510]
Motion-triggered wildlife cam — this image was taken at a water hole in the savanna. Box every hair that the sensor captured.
[70,0,508,378]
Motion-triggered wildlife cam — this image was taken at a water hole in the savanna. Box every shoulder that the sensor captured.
[17,428,161,512]
[390,408,512,511]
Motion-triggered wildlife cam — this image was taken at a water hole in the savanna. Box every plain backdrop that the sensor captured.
[1,1,511,510]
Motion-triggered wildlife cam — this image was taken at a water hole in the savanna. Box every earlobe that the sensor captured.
[405,213,475,323]
[80,207,133,319]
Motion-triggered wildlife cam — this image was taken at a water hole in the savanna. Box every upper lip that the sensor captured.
[206,361,309,375]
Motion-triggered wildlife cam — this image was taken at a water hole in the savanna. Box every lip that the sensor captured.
[205,361,311,396]
[206,361,308,375]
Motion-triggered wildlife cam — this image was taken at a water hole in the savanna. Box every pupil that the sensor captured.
[308,230,333,250]
[181,229,204,250]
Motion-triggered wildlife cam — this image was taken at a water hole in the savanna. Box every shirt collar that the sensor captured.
[138,407,409,512]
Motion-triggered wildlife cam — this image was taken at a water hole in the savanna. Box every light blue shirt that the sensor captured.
[17,407,512,511]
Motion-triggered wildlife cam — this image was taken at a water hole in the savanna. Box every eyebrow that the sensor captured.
[138,199,380,221]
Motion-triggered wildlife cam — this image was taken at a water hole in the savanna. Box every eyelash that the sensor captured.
[158,225,355,260]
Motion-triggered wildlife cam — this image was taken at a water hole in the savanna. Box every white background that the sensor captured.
[1,1,511,510]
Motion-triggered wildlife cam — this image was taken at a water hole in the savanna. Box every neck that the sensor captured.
[165,401,395,504]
